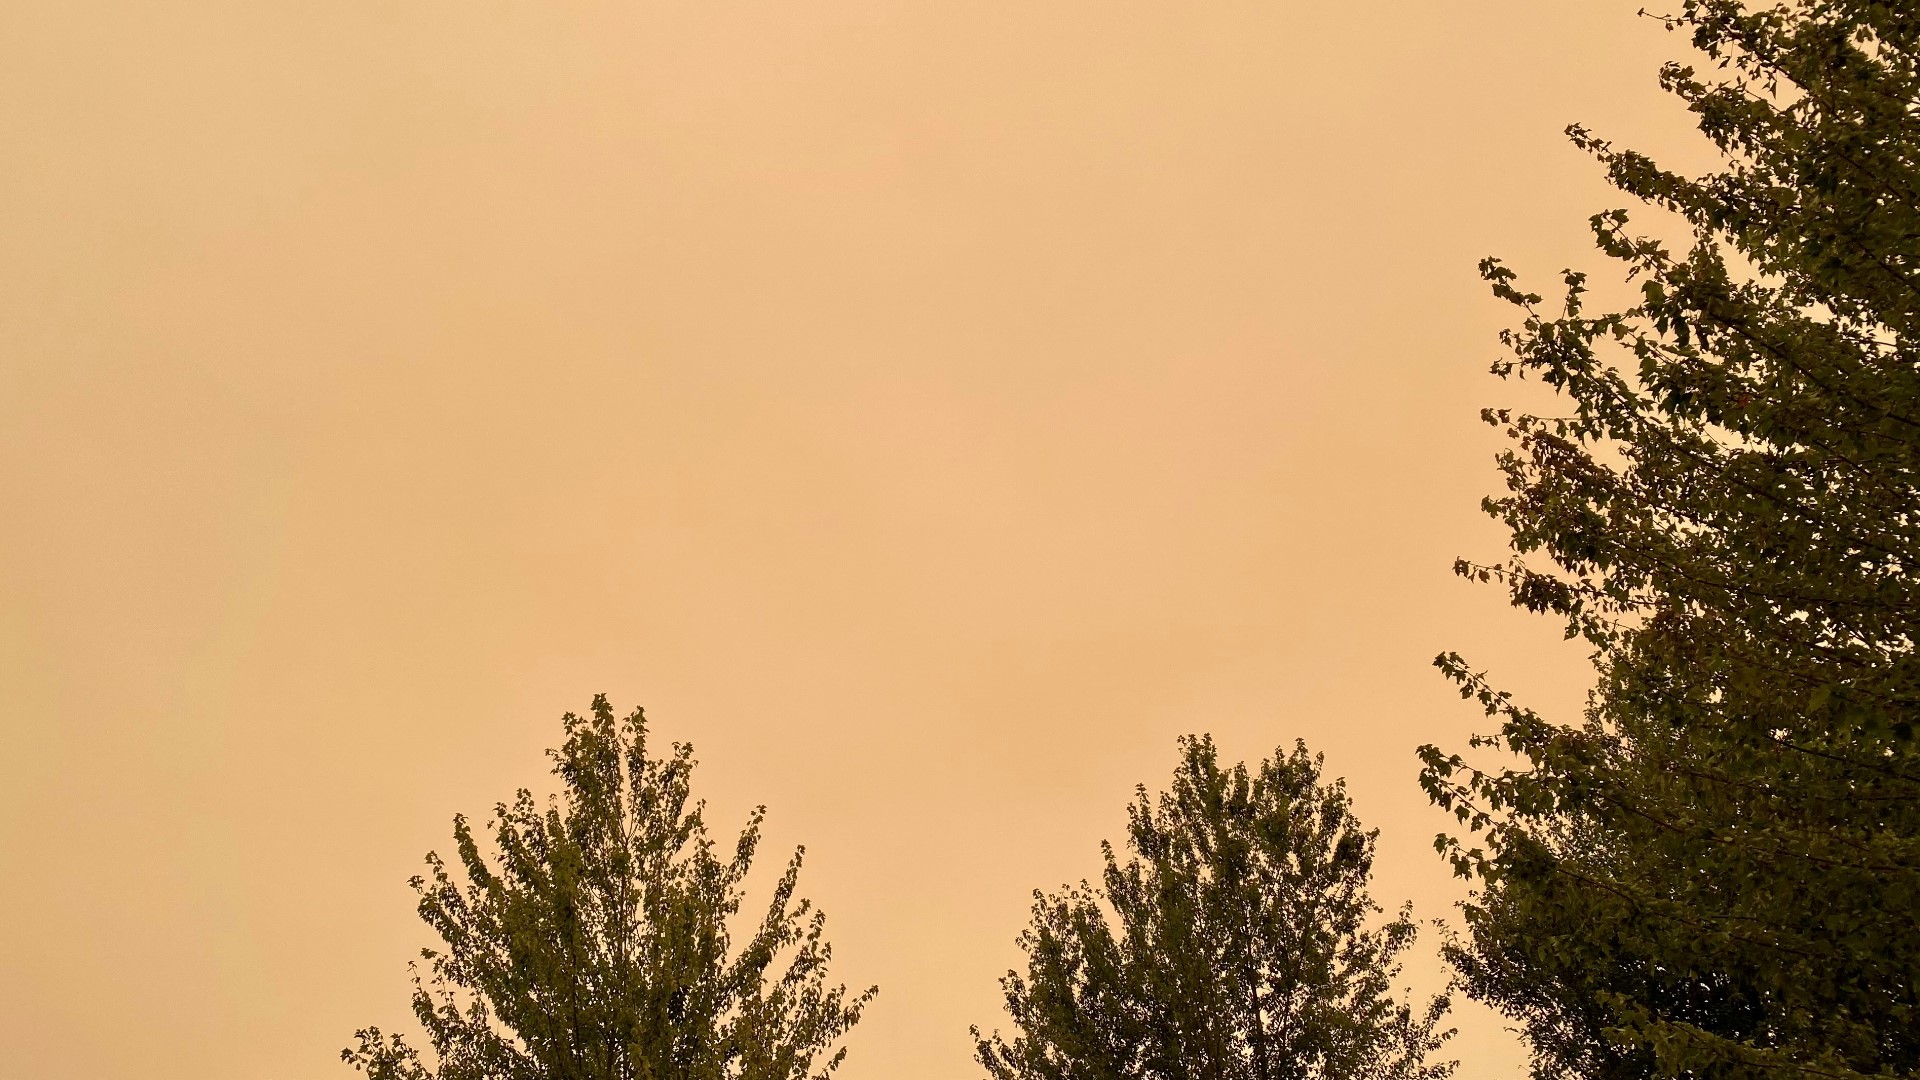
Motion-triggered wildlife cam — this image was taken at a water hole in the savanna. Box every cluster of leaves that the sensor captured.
[975,737,1454,1080]
[1420,3,1920,1078]
[345,695,874,1080]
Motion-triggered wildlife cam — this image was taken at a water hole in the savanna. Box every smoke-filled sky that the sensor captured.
[1,3,1712,1077]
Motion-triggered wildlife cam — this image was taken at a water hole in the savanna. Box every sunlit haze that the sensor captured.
[1,3,1714,1077]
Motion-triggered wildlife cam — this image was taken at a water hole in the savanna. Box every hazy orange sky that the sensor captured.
[2,3,1715,1077]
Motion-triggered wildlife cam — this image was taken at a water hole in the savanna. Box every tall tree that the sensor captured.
[1420,3,1920,1079]
[345,695,875,1080]
[975,736,1453,1080]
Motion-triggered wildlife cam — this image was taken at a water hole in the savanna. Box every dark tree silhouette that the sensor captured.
[1422,4,1920,1078]
[346,695,873,1080]
[976,736,1452,1080]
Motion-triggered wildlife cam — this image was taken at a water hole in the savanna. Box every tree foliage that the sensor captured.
[345,695,875,1080]
[1420,3,1920,1078]
[976,737,1453,1080]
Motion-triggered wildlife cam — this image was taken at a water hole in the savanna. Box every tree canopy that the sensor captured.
[975,736,1453,1080]
[1420,3,1920,1078]
[345,695,875,1080]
